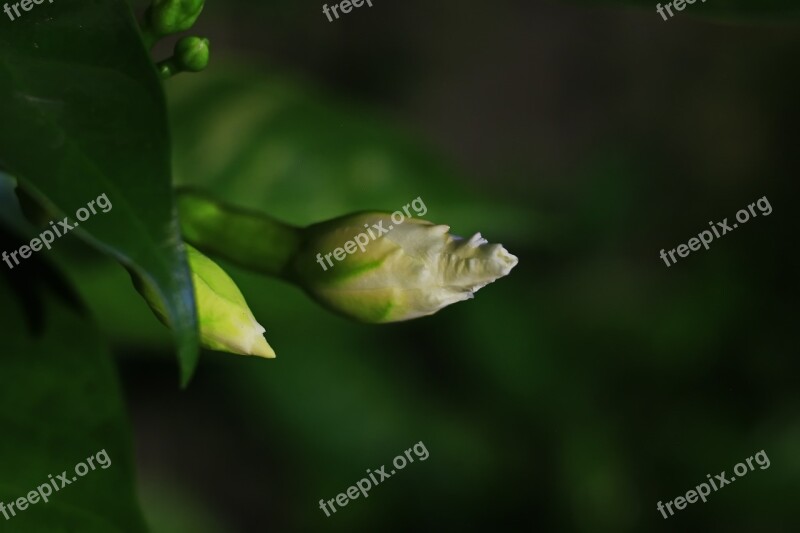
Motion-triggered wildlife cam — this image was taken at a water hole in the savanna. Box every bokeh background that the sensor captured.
[68,0,800,531]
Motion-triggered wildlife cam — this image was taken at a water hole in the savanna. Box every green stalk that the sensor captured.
[140,28,159,51]
[176,189,303,279]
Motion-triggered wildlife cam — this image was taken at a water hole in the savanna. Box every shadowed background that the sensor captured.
[67,0,799,530]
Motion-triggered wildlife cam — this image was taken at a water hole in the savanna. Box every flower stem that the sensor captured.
[176,189,303,279]
[156,58,180,79]
[140,28,159,51]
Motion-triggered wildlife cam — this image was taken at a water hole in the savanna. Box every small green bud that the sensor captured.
[136,244,275,359]
[289,213,519,323]
[174,36,210,72]
[155,36,210,79]
[187,244,274,358]
[146,0,205,37]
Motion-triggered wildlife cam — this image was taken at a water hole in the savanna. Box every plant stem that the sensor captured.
[156,59,181,80]
[140,28,159,51]
[176,189,303,279]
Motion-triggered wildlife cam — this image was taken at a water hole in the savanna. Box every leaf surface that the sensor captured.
[0,0,198,383]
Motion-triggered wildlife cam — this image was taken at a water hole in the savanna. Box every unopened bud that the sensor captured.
[290,213,518,323]
[146,0,205,37]
[136,244,275,358]
[174,36,210,72]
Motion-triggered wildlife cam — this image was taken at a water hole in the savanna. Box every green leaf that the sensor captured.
[0,0,198,383]
[0,281,148,532]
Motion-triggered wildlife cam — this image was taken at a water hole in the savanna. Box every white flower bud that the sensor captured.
[291,213,518,323]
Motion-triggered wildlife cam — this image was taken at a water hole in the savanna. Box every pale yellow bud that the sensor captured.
[136,244,275,358]
[291,213,518,323]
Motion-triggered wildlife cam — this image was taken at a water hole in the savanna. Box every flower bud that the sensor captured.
[174,36,210,72]
[136,244,275,358]
[289,213,518,323]
[146,0,205,37]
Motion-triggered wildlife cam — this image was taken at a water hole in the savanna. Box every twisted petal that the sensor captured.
[291,213,518,323]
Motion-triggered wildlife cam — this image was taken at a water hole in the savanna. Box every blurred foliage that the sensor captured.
[0,0,798,531]
[67,53,799,532]
[167,67,534,240]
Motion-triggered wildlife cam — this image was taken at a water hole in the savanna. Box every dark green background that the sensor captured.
[4,0,800,531]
